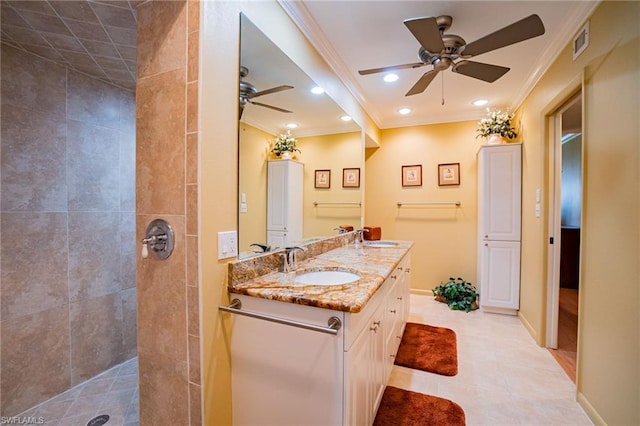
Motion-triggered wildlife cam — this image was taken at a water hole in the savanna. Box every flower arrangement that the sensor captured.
[271,130,300,157]
[476,108,517,140]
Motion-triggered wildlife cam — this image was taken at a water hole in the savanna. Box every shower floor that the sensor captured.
[18,357,139,426]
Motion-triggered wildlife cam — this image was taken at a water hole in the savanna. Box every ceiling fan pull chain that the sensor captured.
[441,72,445,106]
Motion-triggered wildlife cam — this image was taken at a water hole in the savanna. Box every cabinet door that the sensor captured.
[267,161,289,231]
[479,145,522,241]
[345,322,374,426]
[267,230,287,248]
[480,241,521,310]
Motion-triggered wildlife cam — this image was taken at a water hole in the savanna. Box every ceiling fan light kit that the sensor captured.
[358,14,546,97]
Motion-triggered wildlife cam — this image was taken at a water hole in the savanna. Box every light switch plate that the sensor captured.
[218,230,238,259]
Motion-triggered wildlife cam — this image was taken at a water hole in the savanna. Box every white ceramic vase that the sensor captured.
[487,134,505,145]
[281,151,292,160]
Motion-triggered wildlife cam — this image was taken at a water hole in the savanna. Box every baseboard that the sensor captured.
[517,311,539,343]
[410,289,432,296]
[577,392,606,425]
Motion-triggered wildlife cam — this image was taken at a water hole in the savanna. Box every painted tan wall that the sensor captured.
[238,123,271,254]
[516,2,639,424]
[365,122,480,292]
[299,132,362,237]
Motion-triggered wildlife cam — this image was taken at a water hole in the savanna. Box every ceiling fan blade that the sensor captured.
[406,69,439,96]
[358,62,425,75]
[403,17,444,53]
[253,85,294,98]
[452,60,510,83]
[461,14,545,57]
[250,101,293,113]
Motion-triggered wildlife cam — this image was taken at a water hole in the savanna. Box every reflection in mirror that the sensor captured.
[238,14,362,259]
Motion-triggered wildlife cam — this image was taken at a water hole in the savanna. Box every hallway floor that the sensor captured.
[18,358,138,426]
[388,295,592,425]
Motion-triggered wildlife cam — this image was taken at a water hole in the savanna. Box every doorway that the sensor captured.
[546,91,582,383]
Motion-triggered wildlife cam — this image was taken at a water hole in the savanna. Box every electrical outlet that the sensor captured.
[218,231,238,259]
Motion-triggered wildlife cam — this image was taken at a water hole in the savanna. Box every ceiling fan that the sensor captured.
[358,14,545,96]
[239,66,294,118]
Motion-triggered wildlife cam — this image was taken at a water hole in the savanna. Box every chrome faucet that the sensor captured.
[354,229,369,248]
[250,243,271,253]
[281,246,306,272]
[333,227,349,234]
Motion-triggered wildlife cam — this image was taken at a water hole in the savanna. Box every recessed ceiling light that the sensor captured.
[311,86,325,95]
[286,123,298,129]
[473,99,489,107]
[340,115,352,122]
[397,107,412,115]
[383,73,399,83]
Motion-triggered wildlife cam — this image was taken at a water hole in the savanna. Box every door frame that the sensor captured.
[545,90,583,348]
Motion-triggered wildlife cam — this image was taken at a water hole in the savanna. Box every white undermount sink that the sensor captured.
[364,240,399,248]
[294,270,361,286]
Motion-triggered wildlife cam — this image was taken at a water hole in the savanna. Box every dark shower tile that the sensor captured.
[68,212,121,302]
[0,44,67,119]
[69,293,124,385]
[1,107,67,212]
[136,0,186,79]
[1,3,29,28]
[42,31,85,52]
[18,10,71,36]
[63,18,110,43]
[120,212,136,289]
[1,24,51,47]
[90,1,137,29]
[120,287,138,359]
[0,212,69,319]
[66,120,120,212]
[0,305,71,417]
[105,25,136,47]
[67,70,125,129]
[49,0,100,23]
[136,70,185,216]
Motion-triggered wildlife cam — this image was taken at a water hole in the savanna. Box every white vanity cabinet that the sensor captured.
[477,144,522,314]
[267,160,303,247]
[344,254,411,426]
[229,252,411,426]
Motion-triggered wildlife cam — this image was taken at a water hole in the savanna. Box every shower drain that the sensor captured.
[87,414,110,426]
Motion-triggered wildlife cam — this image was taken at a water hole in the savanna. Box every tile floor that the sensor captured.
[17,358,139,426]
[388,294,593,425]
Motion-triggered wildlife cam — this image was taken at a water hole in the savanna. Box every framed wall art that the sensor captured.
[342,168,360,188]
[401,165,422,187]
[314,169,331,189]
[438,163,460,186]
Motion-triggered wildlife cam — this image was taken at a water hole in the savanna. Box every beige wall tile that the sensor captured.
[187,285,199,336]
[187,29,199,83]
[187,184,198,235]
[186,81,198,133]
[189,383,202,426]
[136,69,186,216]
[136,0,187,79]
[138,353,189,425]
[188,335,201,385]
[186,133,198,185]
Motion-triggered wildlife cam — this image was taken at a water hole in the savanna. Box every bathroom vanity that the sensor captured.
[224,238,412,425]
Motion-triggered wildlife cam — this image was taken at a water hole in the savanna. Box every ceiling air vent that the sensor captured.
[573,21,589,60]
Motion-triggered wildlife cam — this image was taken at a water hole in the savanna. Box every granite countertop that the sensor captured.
[228,240,413,313]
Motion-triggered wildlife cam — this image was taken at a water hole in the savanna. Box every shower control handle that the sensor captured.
[141,219,174,260]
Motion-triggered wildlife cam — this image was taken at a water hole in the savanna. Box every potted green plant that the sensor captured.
[476,108,517,144]
[272,130,300,159]
[432,277,479,312]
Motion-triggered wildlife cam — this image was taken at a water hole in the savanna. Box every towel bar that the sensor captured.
[219,298,342,335]
[313,201,361,207]
[397,201,461,207]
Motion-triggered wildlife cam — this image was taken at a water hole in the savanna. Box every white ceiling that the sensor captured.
[281,0,598,129]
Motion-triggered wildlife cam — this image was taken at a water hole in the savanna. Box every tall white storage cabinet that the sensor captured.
[477,144,522,314]
[267,160,303,247]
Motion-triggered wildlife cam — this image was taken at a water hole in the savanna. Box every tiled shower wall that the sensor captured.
[136,0,201,424]
[0,44,137,416]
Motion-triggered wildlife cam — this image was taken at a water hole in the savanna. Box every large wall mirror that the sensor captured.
[238,14,363,258]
